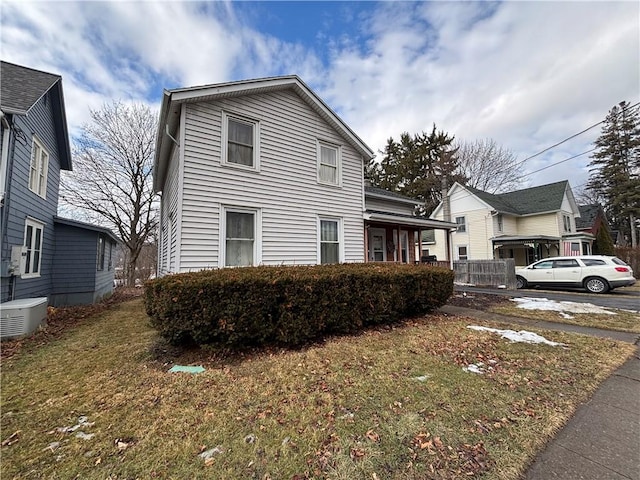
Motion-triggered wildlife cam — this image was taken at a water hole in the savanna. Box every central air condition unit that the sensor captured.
[0,297,48,339]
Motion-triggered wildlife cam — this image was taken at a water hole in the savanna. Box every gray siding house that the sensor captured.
[0,61,118,305]
[154,75,455,272]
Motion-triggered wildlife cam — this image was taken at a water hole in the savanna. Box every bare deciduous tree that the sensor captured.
[60,101,158,286]
[455,138,522,193]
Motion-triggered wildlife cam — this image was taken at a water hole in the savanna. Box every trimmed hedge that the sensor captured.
[144,263,454,347]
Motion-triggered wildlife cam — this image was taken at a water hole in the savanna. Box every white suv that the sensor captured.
[515,256,636,294]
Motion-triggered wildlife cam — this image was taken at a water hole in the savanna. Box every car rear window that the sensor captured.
[582,259,606,266]
[612,257,629,266]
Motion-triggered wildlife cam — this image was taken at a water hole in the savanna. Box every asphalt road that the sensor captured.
[454,285,640,311]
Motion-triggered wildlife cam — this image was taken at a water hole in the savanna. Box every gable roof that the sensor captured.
[576,204,608,231]
[462,181,573,216]
[154,75,374,191]
[0,61,72,170]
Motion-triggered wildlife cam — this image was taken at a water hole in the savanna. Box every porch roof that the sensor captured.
[490,235,560,246]
[365,210,457,230]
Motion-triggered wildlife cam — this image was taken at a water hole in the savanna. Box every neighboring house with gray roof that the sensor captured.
[0,61,118,307]
[428,181,594,265]
[153,75,456,272]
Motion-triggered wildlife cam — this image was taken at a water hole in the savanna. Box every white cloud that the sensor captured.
[1,1,637,191]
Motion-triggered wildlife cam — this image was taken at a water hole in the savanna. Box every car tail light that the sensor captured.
[615,267,629,272]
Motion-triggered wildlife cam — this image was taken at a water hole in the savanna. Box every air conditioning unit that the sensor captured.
[0,297,48,339]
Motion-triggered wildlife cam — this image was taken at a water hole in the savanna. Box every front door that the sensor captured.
[369,228,386,261]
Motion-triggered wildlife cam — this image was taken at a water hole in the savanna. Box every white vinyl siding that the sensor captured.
[222,111,260,170]
[317,141,340,186]
[29,136,49,198]
[319,217,342,264]
[176,89,364,271]
[158,141,182,274]
[23,218,44,277]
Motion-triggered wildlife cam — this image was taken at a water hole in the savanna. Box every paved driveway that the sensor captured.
[455,285,640,311]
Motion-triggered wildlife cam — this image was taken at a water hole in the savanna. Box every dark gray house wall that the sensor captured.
[51,219,117,306]
[1,91,63,302]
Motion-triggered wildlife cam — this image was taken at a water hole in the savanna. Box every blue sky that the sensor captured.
[1,1,639,194]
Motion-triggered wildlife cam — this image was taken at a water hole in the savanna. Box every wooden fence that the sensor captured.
[453,259,517,289]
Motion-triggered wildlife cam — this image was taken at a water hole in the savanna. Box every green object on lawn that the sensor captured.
[168,365,205,374]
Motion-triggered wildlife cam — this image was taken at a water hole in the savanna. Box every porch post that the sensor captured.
[397,224,402,263]
[446,227,453,269]
[364,224,369,262]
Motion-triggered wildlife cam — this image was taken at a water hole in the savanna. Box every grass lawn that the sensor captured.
[488,299,640,334]
[1,297,635,479]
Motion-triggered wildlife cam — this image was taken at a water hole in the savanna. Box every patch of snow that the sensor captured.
[200,446,224,459]
[463,363,485,374]
[497,285,507,289]
[56,416,94,434]
[75,432,95,440]
[511,297,616,315]
[43,441,61,452]
[468,325,566,346]
[411,374,431,382]
[454,282,475,287]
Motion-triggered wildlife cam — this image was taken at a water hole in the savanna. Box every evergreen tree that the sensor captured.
[367,125,466,215]
[593,226,615,255]
[587,101,640,247]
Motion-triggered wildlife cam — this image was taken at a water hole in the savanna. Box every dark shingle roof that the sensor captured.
[576,204,601,229]
[0,61,72,170]
[365,186,418,204]
[468,181,569,215]
[1,61,61,114]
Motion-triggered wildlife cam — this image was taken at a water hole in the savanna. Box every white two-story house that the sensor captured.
[427,181,594,266]
[153,76,456,273]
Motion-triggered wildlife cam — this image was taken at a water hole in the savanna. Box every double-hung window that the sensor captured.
[319,218,341,264]
[223,112,259,169]
[29,137,49,198]
[497,214,503,233]
[224,208,258,267]
[455,216,466,233]
[24,218,44,277]
[317,141,340,185]
[563,215,572,233]
[457,245,468,261]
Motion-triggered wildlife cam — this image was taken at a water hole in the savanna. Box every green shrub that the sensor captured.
[144,263,454,347]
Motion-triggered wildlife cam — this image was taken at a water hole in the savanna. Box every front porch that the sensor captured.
[491,233,595,266]
[364,211,456,267]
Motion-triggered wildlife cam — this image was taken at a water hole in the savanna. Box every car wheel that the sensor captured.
[516,275,527,289]
[584,277,609,294]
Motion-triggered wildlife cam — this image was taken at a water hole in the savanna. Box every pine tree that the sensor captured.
[593,226,615,255]
[367,125,467,215]
[587,101,640,247]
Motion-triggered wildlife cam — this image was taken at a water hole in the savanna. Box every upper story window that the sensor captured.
[24,218,44,278]
[97,235,106,271]
[317,141,341,186]
[222,112,259,170]
[496,214,503,232]
[455,216,466,233]
[563,214,572,233]
[29,136,49,198]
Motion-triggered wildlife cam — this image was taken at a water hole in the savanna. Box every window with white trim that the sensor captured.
[223,112,259,169]
[29,136,49,198]
[455,216,466,233]
[563,214,572,233]
[24,218,44,277]
[224,208,257,267]
[319,218,341,264]
[317,141,340,185]
[497,214,503,233]
[457,245,468,260]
